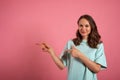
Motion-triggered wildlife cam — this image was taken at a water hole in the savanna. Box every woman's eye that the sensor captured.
[79,24,83,27]
[85,25,89,27]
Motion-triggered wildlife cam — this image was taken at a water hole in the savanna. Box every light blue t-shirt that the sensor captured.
[60,40,107,80]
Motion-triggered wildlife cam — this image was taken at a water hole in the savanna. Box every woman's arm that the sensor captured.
[77,53,101,73]
[39,43,65,70]
[66,46,101,73]
[50,52,65,70]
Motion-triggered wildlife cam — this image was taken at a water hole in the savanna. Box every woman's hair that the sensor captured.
[72,14,102,48]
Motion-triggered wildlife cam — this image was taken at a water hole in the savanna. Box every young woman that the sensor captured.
[39,14,107,80]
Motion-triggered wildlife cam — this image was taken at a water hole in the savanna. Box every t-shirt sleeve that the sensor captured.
[94,43,107,69]
[59,40,72,67]
[59,44,68,66]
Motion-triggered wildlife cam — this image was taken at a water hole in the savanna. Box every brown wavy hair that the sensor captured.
[72,14,102,48]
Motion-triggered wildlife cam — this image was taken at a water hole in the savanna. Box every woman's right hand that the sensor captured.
[37,42,55,55]
[36,42,65,70]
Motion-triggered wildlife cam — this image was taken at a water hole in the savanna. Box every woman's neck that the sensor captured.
[82,36,88,40]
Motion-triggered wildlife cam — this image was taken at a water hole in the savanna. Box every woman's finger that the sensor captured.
[71,45,76,49]
[65,49,72,53]
[42,43,50,49]
[42,47,48,52]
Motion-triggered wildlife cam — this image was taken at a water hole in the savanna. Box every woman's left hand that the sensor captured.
[65,46,81,58]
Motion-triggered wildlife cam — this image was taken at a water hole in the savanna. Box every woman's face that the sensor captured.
[78,18,91,39]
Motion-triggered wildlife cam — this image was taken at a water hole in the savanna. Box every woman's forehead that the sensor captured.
[79,18,90,25]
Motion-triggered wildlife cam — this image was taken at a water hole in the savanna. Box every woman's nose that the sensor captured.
[81,26,86,30]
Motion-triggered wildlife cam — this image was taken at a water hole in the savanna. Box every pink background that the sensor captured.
[0,0,120,80]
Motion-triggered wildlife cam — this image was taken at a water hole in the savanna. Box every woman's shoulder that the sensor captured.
[97,42,104,48]
[67,39,73,43]
[67,39,75,43]
[66,39,75,46]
